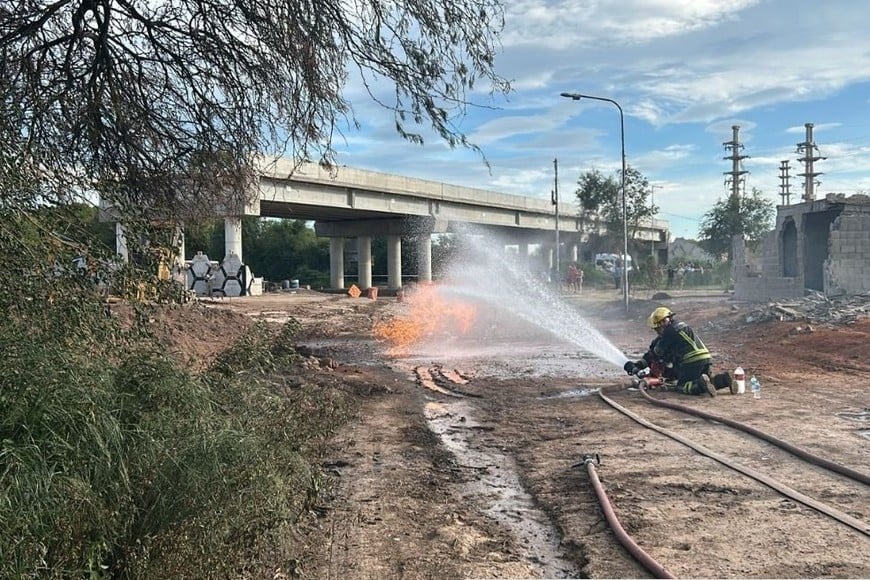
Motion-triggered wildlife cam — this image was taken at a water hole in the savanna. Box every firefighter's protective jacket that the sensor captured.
[653,320,711,368]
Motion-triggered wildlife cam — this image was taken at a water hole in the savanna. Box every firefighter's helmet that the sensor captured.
[647,307,673,330]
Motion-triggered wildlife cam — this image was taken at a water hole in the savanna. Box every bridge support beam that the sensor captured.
[316,216,445,289]
[329,238,345,289]
[115,223,129,263]
[518,242,529,268]
[387,235,402,289]
[224,216,243,261]
[357,235,373,289]
[417,234,432,283]
[173,224,186,268]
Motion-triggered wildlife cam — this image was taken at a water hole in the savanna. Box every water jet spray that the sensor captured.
[436,226,630,370]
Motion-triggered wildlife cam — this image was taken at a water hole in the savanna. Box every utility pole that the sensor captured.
[796,123,825,202]
[723,125,749,202]
[778,160,792,205]
[650,184,662,259]
[552,158,560,276]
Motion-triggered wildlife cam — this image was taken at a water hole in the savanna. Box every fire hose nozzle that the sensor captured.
[571,453,601,469]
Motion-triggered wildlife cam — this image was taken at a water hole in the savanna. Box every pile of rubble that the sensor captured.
[740,291,870,326]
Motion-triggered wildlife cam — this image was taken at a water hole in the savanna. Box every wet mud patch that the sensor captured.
[423,399,580,578]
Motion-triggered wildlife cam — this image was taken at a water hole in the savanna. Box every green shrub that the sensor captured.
[1,296,352,578]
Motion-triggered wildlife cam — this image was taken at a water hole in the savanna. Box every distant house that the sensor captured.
[668,238,715,264]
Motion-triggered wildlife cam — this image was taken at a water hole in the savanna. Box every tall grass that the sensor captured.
[0,282,353,577]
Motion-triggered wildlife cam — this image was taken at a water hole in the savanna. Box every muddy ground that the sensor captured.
[163,287,869,579]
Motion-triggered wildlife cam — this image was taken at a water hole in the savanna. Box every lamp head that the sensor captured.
[560,92,583,100]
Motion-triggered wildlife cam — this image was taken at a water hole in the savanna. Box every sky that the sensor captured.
[332,0,870,240]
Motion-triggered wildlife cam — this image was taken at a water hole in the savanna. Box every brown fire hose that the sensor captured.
[598,386,869,537]
[637,387,870,486]
[576,454,676,579]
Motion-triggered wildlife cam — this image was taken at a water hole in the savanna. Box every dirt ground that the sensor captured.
[154,287,869,579]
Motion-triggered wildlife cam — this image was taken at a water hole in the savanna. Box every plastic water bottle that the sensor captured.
[750,376,761,399]
[734,366,746,394]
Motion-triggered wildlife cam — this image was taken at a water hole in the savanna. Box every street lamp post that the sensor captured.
[552,158,560,278]
[560,92,629,313]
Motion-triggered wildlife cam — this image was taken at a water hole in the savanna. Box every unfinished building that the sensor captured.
[734,193,870,301]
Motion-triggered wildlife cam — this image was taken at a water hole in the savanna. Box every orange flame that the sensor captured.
[374,285,476,355]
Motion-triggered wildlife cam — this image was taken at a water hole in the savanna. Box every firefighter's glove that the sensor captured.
[623,361,639,376]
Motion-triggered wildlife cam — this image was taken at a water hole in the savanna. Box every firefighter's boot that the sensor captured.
[712,372,735,395]
[699,373,716,397]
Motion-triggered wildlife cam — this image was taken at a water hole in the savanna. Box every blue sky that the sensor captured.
[334,0,870,240]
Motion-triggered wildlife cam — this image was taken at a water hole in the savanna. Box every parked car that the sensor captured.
[594,253,633,272]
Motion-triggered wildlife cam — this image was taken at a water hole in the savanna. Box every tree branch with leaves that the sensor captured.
[1,0,511,222]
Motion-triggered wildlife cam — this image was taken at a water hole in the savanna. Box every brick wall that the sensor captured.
[825,212,870,295]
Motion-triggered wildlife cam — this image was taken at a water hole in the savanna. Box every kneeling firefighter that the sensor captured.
[624,307,733,397]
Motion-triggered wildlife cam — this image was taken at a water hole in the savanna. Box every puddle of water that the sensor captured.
[542,388,600,400]
[424,400,579,578]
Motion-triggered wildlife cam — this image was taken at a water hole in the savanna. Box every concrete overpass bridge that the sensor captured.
[255,159,572,289]
[111,157,670,292]
[245,158,669,289]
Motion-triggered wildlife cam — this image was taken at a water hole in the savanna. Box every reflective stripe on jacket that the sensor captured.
[653,320,711,366]
[677,325,710,364]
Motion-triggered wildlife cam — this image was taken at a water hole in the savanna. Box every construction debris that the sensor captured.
[740,291,870,325]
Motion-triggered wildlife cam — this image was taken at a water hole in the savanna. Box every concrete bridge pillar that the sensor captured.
[387,235,402,289]
[571,243,578,263]
[224,216,243,261]
[357,235,373,289]
[315,216,446,290]
[173,224,185,267]
[115,223,129,263]
[417,234,432,283]
[329,237,345,289]
[518,242,530,268]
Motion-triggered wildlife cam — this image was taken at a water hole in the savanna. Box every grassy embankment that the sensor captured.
[1,275,350,578]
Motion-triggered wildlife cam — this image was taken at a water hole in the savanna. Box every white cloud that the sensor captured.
[785,122,842,134]
[327,0,870,241]
[502,0,761,49]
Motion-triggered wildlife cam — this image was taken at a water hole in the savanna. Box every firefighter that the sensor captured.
[626,307,733,397]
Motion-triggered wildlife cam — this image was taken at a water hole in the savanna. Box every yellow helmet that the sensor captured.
[647,307,673,330]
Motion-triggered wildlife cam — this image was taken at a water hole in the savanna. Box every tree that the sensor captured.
[432,234,461,279]
[574,165,655,255]
[243,218,329,285]
[698,188,775,260]
[1,0,511,234]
